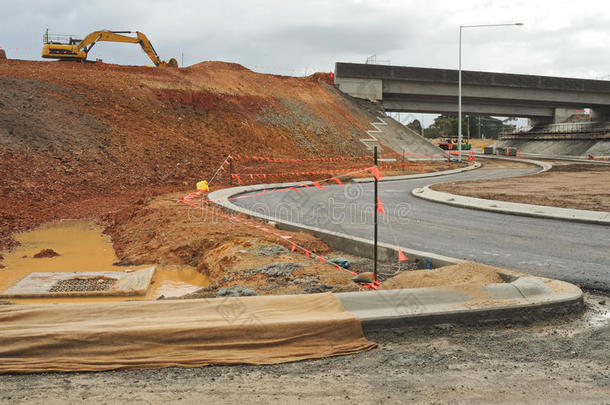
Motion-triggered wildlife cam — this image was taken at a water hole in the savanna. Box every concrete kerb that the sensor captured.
[521,154,610,165]
[475,154,552,174]
[482,149,610,165]
[520,154,610,165]
[354,161,481,183]
[412,157,610,225]
[336,276,583,329]
[208,169,583,327]
[413,186,610,225]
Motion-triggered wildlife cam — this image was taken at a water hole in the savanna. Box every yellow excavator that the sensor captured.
[41,29,178,67]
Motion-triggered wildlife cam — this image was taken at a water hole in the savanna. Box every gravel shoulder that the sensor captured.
[432,161,610,212]
[1,292,608,404]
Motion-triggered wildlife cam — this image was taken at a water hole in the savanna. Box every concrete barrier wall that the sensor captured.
[495,147,517,156]
[495,139,608,156]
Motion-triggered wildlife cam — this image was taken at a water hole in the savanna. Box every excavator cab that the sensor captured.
[42,29,87,60]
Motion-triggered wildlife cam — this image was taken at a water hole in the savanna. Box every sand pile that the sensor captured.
[380,261,507,290]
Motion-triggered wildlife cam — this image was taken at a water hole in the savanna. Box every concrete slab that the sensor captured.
[512,277,553,297]
[113,267,157,296]
[0,267,155,298]
[346,98,446,158]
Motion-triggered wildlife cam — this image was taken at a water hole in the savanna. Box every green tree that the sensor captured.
[429,114,467,137]
[466,115,516,139]
[425,114,519,140]
[406,119,422,135]
[423,126,441,139]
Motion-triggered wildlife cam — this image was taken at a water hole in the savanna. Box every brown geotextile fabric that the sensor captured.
[0,292,375,373]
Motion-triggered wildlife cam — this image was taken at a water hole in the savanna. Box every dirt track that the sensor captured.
[432,160,610,212]
[1,292,608,404]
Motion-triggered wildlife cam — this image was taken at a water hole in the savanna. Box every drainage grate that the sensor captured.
[49,277,116,293]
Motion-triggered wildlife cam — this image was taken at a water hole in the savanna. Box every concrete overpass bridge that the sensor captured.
[334,62,610,124]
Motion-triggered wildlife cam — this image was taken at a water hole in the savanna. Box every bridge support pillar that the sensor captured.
[553,107,578,123]
[531,116,553,126]
[591,107,610,121]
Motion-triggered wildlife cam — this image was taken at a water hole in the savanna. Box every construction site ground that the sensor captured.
[432,160,610,212]
[103,191,416,297]
[1,292,608,404]
[1,59,608,399]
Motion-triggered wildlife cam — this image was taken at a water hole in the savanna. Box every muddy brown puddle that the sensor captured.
[0,220,209,304]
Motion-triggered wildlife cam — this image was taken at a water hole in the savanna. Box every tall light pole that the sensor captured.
[458,22,523,162]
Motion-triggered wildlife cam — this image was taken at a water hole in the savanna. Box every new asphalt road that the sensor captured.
[232,162,610,291]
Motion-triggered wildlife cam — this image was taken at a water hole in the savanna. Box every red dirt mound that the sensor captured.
[187,61,251,72]
[0,59,379,249]
[307,72,334,85]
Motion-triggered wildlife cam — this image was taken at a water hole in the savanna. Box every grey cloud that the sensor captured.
[1,0,609,79]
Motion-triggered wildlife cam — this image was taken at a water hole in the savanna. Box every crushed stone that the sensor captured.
[245,262,303,278]
[216,285,260,297]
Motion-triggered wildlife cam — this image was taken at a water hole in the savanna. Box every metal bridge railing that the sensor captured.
[508,121,600,135]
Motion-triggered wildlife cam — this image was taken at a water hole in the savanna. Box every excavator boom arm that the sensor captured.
[135,32,162,66]
[77,31,139,49]
[76,31,162,65]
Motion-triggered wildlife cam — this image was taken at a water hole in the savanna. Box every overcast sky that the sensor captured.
[2,0,609,127]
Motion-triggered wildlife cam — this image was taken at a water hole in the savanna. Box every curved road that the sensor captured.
[233,161,610,291]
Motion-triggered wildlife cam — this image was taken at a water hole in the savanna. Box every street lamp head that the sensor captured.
[515,22,524,26]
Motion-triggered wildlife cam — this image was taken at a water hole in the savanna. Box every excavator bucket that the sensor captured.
[162,58,179,68]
